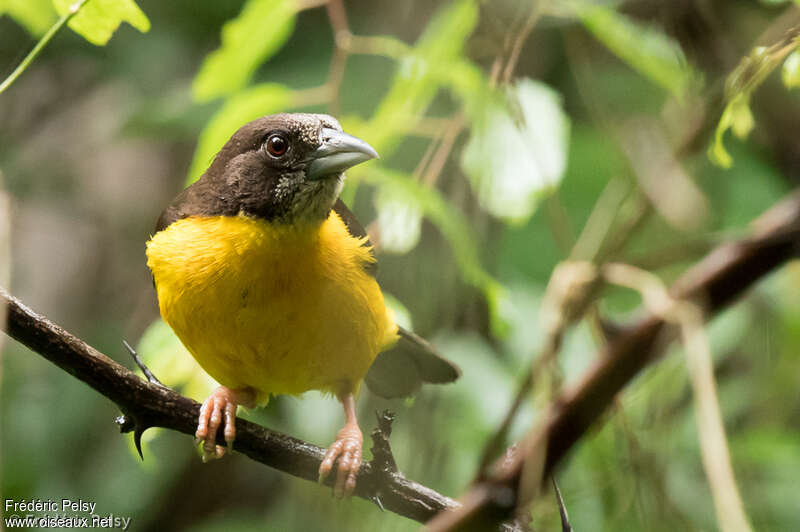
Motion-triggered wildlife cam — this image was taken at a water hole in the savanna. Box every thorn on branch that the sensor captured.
[133,424,150,460]
[552,476,573,532]
[123,339,164,387]
[114,411,153,460]
[372,494,385,512]
[119,339,165,460]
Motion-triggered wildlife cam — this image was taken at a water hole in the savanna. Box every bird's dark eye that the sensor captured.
[265,134,288,157]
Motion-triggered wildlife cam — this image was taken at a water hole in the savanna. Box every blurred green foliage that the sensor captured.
[53,0,149,46]
[2,0,800,531]
[0,0,56,35]
[710,32,800,168]
[577,2,702,99]
[783,49,800,87]
[1,0,149,45]
[191,0,298,102]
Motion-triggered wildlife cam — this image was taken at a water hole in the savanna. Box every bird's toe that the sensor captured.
[319,425,363,498]
[196,386,239,461]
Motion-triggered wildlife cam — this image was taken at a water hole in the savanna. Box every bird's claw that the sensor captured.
[195,386,238,462]
[318,425,363,498]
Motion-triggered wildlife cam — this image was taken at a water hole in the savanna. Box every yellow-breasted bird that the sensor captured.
[145,113,460,497]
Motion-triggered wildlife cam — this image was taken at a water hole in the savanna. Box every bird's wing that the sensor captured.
[332,199,377,276]
[332,200,461,398]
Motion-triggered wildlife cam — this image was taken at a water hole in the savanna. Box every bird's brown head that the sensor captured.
[162,113,378,229]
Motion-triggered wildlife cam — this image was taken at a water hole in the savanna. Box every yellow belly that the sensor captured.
[145,211,398,405]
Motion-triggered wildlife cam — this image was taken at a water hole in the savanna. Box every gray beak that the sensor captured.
[306,128,379,181]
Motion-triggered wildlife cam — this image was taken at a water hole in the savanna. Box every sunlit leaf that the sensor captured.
[192,0,298,102]
[53,0,149,46]
[187,83,293,183]
[709,102,750,169]
[782,50,800,88]
[729,96,755,139]
[709,38,799,168]
[374,187,423,254]
[578,3,700,99]
[1,0,56,35]
[359,166,509,336]
[461,79,570,223]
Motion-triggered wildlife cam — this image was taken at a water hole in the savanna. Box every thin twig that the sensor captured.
[569,176,632,261]
[502,1,544,83]
[0,0,90,96]
[412,130,444,181]
[420,114,466,187]
[603,263,753,532]
[475,263,599,480]
[324,0,351,116]
[477,177,639,477]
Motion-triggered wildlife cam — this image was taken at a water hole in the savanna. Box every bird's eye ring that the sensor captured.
[265,134,289,158]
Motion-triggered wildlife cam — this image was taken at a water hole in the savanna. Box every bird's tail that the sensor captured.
[365,326,461,399]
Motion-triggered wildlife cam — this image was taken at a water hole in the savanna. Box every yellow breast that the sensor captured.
[145,211,398,405]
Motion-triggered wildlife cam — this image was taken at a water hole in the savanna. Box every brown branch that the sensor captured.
[370,410,399,477]
[0,289,458,524]
[426,189,800,530]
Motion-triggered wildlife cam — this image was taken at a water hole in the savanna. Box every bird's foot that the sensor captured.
[319,423,363,498]
[195,386,254,462]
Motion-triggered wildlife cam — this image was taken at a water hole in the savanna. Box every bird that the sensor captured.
[145,113,460,497]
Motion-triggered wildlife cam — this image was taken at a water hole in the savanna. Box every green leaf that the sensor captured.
[782,50,800,88]
[53,0,149,46]
[1,0,56,35]
[578,3,700,99]
[187,83,293,183]
[709,38,799,168]
[708,92,757,168]
[360,0,479,156]
[461,79,570,223]
[192,0,298,102]
[708,107,735,169]
[729,95,755,138]
[360,166,509,337]
[374,186,423,254]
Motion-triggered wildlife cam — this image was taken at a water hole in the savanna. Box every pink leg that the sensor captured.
[318,393,363,498]
[195,386,255,462]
